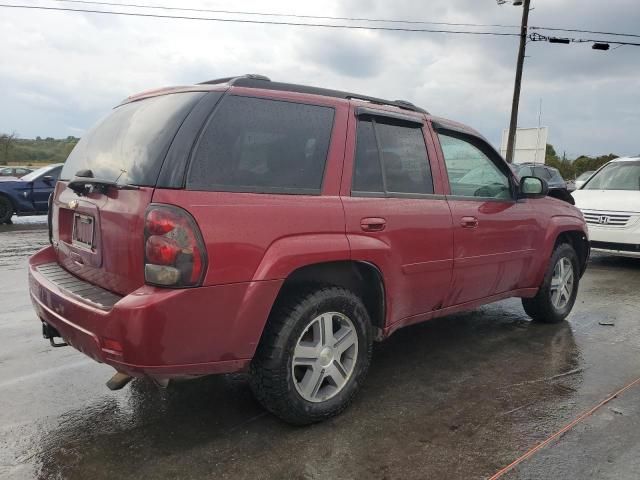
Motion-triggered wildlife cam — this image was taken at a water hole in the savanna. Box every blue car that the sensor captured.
[0,163,63,224]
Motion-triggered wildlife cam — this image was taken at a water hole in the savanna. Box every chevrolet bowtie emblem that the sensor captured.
[68,199,79,209]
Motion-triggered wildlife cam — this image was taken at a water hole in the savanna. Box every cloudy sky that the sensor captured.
[1,0,639,157]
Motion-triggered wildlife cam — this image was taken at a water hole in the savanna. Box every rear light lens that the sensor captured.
[143,204,207,287]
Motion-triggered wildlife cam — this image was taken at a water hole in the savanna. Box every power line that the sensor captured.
[54,0,522,29]
[3,2,639,47]
[57,0,640,42]
[529,32,640,47]
[531,26,640,40]
[0,3,522,36]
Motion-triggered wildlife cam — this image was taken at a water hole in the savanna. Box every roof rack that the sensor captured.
[198,75,428,114]
[199,74,271,85]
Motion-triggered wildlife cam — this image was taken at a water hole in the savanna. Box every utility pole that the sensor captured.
[505,0,531,163]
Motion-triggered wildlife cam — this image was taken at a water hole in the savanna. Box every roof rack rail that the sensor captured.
[344,95,428,114]
[198,76,428,114]
[199,74,271,85]
[394,100,423,111]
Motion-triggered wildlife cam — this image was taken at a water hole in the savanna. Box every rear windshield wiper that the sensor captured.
[67,169,139,196]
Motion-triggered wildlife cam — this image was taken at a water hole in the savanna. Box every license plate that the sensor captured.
[72,214,94,249]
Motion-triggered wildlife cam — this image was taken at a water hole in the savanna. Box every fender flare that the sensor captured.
[252,233,352,281]
[534,215,589,285]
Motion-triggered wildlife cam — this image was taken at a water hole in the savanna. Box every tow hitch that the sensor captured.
[42,322,68,348]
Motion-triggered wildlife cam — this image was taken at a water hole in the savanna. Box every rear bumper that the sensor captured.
[28,246,282,378]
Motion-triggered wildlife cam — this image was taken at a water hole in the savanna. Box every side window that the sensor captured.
[352,117,433,195]
[353,120,384,193]
[188,96,335,194]
[16,168,29,175]
[438,133,511,199]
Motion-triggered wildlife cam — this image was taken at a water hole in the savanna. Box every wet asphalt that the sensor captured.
[1,218,639,480]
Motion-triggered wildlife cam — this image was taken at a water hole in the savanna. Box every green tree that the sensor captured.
[573,154,617,177]
[0,132,17,165]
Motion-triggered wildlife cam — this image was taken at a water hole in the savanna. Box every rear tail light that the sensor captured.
[47,193,53,245]
[143,204,207,287]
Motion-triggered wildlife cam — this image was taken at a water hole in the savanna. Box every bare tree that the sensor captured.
[0,132,18,165]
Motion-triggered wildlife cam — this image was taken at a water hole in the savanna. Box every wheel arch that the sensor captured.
[554,230,589,277]
[270,260,387,340]
[536,216,589,279]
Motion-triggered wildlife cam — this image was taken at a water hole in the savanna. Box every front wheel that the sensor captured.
[249,286,373,425]
[522,243,580,323]
[0,195,13,224]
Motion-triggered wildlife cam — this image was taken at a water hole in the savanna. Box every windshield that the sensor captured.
[61,92,204,186]
[21,165,53,182]
[584,161,640,191]
[576,171,594,181]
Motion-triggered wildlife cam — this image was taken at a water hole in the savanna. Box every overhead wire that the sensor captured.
[0,3,523,36]
[2,2,639,47]
[54,0,640,42]
[52,0,522,29]
[530,26,640,39]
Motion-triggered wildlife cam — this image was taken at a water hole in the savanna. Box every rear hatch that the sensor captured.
[52,91,205,295]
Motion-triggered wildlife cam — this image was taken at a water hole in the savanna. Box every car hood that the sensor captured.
[0,176,19,182]
[572,189,640,213]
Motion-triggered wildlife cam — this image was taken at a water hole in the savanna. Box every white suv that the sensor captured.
[572,157,640,258]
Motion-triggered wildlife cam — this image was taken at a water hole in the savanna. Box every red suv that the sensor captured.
[29,75,589,424]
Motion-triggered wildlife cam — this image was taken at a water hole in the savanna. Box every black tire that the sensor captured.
[522,243,580,323]
[0,195,14,224]
[249,285,373,425]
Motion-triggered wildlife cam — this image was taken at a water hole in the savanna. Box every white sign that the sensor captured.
[500,127,548,164]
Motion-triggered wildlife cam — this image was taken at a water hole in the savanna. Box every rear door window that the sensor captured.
[352,117,433,196]
[533,166,552,180]
[187,96,335,194]
[61,92,205,186]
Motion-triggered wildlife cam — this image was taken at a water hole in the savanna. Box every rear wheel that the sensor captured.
[0,195,14,224]
[522,243,579,323]
[249,286,373,425]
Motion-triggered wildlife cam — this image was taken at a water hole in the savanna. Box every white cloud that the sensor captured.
[0,0,639,157]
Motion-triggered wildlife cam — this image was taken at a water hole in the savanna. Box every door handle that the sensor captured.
[360,217,387,232]
[460,216,479,229]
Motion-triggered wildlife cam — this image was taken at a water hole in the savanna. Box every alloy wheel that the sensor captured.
[550,257,574,310]
[291,312,358,403]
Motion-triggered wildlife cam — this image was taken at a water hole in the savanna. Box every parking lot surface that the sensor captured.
[1,220,639,479]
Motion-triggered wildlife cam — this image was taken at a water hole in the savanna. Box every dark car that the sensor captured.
[28,75,589,425]
[513,163,567,189]
[513,163,575,203]
[0,164,62,224]
[0,166,33,178]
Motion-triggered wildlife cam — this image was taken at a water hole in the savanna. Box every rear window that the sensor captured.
[187,96,335,194]
[61,92,205,185]
[352,117,433,195]
[533,167,551,179]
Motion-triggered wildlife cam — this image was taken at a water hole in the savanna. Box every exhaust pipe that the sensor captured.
[106,371,132,391]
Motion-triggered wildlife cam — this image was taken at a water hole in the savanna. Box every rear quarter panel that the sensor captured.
[151,190,350,285]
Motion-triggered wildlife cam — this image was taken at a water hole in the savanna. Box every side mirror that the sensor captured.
[518,176,548,199]
[42,175,54,185]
